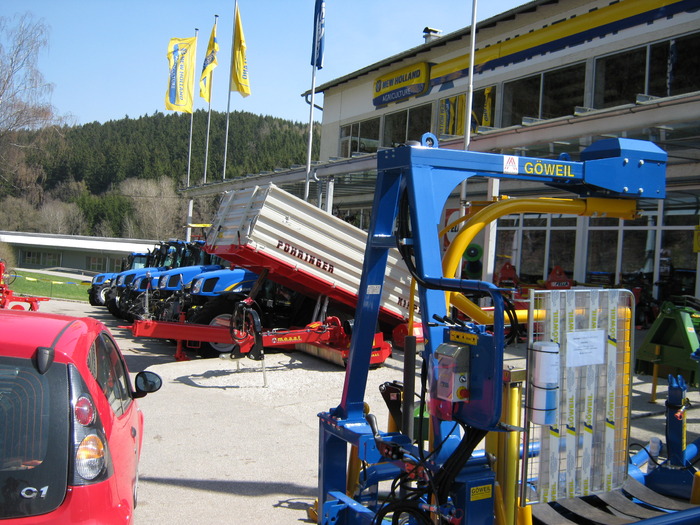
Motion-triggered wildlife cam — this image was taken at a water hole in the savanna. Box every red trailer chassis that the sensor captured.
[125,314,392,367]
[0,261,50,311]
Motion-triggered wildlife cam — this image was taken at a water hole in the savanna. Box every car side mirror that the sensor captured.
[133,370,162,398]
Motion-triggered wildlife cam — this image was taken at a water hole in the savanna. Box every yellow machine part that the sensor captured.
[442,197,638,324]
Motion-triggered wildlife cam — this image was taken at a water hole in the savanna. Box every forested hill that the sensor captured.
[40,110,317,194]
[0,111,319,239]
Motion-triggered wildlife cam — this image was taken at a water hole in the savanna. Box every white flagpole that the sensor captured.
[304,68,318,202]
[186,28,199,243]
[464,0,478,150]
[222,0,238,180]
[305,0,324,202]
[202,15,218,185]
[456,0,478,284]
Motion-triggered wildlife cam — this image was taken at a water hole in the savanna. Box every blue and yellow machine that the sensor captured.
[316,135,700,524]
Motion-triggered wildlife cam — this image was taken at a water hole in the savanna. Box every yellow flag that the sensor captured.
[199,22,219,103]
[165,36,197,113]
[231,4,251,96]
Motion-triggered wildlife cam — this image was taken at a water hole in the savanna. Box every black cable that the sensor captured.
[503,294,520,346]
[433,424,488,504]
[373,500,432,525]
[628,442,663,468]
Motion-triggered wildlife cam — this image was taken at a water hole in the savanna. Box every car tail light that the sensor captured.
[75,434,106,480]
[69,365,114,485]
[74,396,95,425]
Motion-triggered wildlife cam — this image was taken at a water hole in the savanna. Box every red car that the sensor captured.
[0,309,161,523]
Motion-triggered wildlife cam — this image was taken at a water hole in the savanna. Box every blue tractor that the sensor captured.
[105,240,184,319]
[123,242,227,322]
[87,251,149,306]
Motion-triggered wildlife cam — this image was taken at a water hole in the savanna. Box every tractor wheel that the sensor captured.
[105,294,124,319]
[96,284,111,306]
[88,287,100,306]
[189,298,236,358]
[88,284,110,306]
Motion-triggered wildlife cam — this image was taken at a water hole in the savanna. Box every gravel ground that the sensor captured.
[36,297,700,524]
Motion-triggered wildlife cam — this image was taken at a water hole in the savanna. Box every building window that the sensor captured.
[520,229,546,282]
[542,65,585,120]
[503,75,540,127]
[586,229,618,286]
[43,252,61,267]
[503,64,585,126]
[383,110,408,147]
[594,47,646,108]
[87,256,107,272]
[595,32,700,107]
[382,103,432,148]
[109,257,123,272]
[21,251,41,266]
[340,117,380,157]
[649,32,700,98]
[548,229,575,276]
[438,86,497,139]
[659,231,696,300]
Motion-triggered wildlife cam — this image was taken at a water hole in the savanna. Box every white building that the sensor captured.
[301,0,699,302]
[0,231,157,275]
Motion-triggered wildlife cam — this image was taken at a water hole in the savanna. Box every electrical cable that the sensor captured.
[503,294,520,346]
[628,443,663,468]
[433,424,488,504]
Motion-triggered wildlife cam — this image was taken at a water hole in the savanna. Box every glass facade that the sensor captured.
[493,190,699,303]
[340,117,380,157]
[331,26,700,302]
[338,31,700,156]
[382,103,432,147]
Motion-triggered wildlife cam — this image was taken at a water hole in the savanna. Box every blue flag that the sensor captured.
[311,0,325,69]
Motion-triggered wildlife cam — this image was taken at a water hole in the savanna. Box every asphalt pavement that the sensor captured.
[37,297,700,524]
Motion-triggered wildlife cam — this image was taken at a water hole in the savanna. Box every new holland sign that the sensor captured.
[373,63,430,107]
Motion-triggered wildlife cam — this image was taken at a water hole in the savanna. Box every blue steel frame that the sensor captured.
[317,135,682,524]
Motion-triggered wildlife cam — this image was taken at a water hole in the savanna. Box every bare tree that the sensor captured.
[37,199,87,235]
[0,13,58,210]
[119,177,185,239]
[0,13,55,137]
[0,195,39,231]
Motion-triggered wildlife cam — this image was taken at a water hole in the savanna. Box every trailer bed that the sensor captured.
[205,183,417,326]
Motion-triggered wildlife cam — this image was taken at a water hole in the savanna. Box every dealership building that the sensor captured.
[5,0,700,301]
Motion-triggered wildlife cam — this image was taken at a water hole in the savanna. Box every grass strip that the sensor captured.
[5,270,90,302]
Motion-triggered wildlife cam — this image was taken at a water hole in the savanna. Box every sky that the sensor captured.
[9,0,525,126]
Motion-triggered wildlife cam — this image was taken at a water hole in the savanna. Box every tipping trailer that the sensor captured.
[128,183,420,366]
[205,183,418,329]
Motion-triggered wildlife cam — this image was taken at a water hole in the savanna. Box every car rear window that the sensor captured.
[0,357,70,519]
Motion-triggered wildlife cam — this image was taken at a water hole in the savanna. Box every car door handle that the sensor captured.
[131,426,137,438]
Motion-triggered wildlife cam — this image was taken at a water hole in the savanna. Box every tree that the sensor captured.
[37,199,87,235]
[0,14,55,137]
[0,13,57,202]
[119,177,184,239]
[0,195,39,231]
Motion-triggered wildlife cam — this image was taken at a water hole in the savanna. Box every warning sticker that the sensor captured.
[471,484,493,501]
